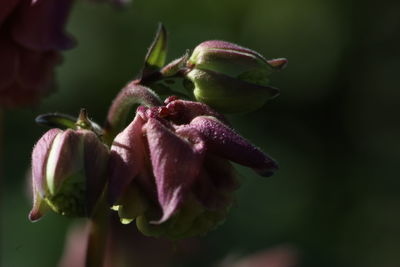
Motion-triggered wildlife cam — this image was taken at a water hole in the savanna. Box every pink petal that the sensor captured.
[188,116,278,176]
[31,128,62,197]
[28,183,50,221]
[82,130,109,215]
[109,115,146,204]
[11,0,75,51]
[144,118,205,223]
[29,128,61,221]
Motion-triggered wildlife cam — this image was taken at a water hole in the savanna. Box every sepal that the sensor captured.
[141,23,167,78]
[35,113,77,129]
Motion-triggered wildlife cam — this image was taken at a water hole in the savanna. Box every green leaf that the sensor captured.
[144,23,167,71]
[35,113,77,129]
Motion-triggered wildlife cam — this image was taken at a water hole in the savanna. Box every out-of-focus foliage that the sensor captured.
[2,0,400,266]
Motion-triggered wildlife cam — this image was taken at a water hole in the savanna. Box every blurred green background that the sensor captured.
[2,0,400,266]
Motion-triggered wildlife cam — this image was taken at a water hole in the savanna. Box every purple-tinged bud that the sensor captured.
[29,128,109,221]
[185,40,287,113]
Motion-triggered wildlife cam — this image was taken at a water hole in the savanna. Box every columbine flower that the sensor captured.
[0,0,75,107]
[185,40,287,113]
[109,97,278,239]
[29,128,109,221]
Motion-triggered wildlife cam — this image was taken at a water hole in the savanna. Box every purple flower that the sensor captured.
[0,0,75,107]
[29,128,109,221]
[109,97,278,239]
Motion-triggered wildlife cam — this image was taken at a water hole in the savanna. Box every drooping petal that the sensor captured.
[109,115,146,204]
[82,130,109,215]
[188,116,278,176]
[29,182,50,221]
[144,118,205,223]
[11,0,75,51]
[31,128,62,197]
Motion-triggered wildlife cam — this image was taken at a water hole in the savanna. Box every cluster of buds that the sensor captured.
[29,25,286,240]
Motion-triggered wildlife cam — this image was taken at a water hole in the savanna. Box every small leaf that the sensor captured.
[35,113,77,129]
[144,23,167,71]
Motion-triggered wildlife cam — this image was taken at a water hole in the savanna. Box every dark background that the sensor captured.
[2,0,400,266]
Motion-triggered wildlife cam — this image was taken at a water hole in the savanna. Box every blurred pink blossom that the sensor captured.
[0,0,74,107]
[219,245,299,267]
[58,215,200,267]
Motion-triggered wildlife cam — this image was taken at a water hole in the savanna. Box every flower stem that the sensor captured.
[103,80,162,146]
[85,189,109,267]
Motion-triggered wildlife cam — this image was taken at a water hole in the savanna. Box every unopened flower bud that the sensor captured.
[29,128,109,221]
[185,40,286,113]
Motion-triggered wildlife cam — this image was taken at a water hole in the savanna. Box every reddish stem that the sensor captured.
[103,80,162,145]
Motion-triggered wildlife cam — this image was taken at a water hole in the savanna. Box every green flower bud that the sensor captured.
[29,128,109,221]
[185,40,287,113]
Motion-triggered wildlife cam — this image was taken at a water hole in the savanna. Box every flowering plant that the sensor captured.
[28,24,287,265]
